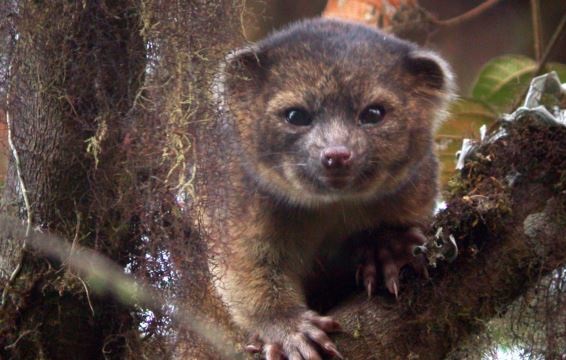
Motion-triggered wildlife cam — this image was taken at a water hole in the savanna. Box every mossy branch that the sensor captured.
[326,117,566,359]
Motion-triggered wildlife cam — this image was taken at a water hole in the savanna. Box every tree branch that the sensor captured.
[326,116,566,359]
[432,0,502,28]
[534,10,566,76]
[530,0,543,62]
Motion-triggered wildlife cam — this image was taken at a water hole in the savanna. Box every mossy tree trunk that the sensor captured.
[0,1,146,358]
[0,0,243,359]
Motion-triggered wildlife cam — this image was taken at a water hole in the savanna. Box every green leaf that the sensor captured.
[445,98,497,129]
[471,55,537,112]
[436,98,496,188]
[547,62,566,83]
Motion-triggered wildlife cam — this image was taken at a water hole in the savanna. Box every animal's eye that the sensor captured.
[284,108,312,126]
[359,104,386,125]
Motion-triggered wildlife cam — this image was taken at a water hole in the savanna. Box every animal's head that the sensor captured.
[220,19,454,207]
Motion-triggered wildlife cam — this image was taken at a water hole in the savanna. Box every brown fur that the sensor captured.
[195,18,454,358]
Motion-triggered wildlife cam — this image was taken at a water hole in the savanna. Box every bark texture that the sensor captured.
[0,1,146,358]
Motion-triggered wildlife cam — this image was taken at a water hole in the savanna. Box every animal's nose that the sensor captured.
[320,146,353,169]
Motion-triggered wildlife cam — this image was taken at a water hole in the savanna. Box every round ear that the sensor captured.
[223,46,266,93]
[404,50,455,95]
[213,46,267,111]
[226,46,263,68]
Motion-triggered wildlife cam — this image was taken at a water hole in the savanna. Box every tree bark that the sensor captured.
[0,1,146,358]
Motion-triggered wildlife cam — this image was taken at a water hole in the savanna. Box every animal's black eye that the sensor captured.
[359,104,386,125]
[284,108,312,126]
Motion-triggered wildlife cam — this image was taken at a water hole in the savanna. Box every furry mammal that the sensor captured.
[199,18,454,359]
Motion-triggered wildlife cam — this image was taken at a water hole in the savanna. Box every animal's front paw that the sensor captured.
[245,310,343,360]
[357,227,429,297]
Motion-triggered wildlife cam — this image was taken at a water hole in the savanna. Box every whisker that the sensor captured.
[267,163,308,171]
[258,150,302,158]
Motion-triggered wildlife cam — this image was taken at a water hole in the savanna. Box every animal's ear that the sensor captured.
[222,46,267,97]
[404,50,455,96]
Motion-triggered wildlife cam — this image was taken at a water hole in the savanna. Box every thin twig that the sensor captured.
[433,0,502,28]
[4,329,35,350]
[19,223,241,359]
[74,273,95,317]
[68,209,81,260]
[513,10,566,109]
[534,10,566,76]
[65,210,95,316]
[530,0,543,61]
[240,0,247,40]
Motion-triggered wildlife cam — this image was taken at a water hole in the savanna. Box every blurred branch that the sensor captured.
[530,0,543,61]
[432,0,502,28]
[534,10,566,76]
[321,0,503,43]
[0,215,242,359]
[513,10,566,108]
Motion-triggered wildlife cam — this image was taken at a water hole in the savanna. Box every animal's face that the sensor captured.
[222,19,454,207]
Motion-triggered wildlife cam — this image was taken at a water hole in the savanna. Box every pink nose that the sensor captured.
[321,146,353,169]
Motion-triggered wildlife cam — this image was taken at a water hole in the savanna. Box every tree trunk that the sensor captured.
[0,1,146,358]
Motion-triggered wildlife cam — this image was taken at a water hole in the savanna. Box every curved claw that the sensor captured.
[358,226,431,299]
[412,245,427,256]
[383,258,400,298]
[392,281,398,299]
[356,244,378,297]
[245,334,262,353]
[304,312,342,333]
